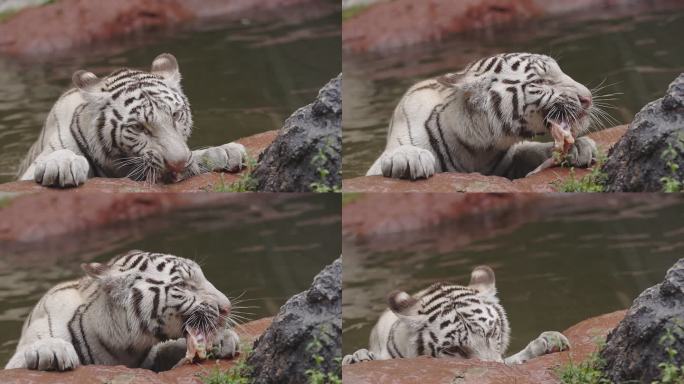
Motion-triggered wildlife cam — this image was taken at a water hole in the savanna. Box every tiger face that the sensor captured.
[386,266,510,361]
[73,54,194,183]
[81,251,230,344]
[451,53,593,139]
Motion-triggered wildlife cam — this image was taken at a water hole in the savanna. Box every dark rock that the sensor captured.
[603,73,684,191]
[246,257,342,384]
[600,259,684,383]
[253,74,342,192]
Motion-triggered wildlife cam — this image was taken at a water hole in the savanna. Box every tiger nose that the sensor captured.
[218,304,231,316]
[164,159,187,173]
[578,95,592,109]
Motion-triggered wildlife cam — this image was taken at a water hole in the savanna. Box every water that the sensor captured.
[0,7,341,182]
[342,7,684,178]
[0,194,341,366]
[342,194,684,355]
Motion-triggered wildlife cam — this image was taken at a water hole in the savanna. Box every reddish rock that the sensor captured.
[343,0,684,52]
[0,317,271,384]
[0,0,336,57]
[342,125,627,193]
[0,130,277,194]
[342,311,626,384]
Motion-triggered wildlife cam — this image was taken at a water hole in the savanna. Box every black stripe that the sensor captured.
[149,286,160,319]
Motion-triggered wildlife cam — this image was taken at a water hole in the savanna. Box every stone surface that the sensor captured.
[342,0,684,52]
[253,74,342,192]
[247,258,342,384]
[600,259,684,383]
[343,125,626,193]
[0,0,336,57]
[0,130,277,193]
[0,317,271,384]
[343,311,625,384]
[603,74,684,192]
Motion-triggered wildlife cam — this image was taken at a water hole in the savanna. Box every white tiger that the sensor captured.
[17,53,246,188]
[342,266,570,365]
[367,53,599,180]
[4,250,240,372]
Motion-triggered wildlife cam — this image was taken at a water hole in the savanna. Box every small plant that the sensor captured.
[213,156,258,192]
[305,333,341,384]
[652,323,684,384]
[555,153,608,192]
[310,139,341,193]
[660,134,684,193]
[558,352,611,384]
[342,4,369,21]
[197,344,253,384]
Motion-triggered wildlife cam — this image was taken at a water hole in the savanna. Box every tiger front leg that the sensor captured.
[188,143,247,175]
[503,331,570,365]
[342,348,377,365]
[377,145,437,180]
[5,338,80,371]
[30,149,90,188]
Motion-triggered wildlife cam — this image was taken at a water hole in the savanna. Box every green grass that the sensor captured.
[555,153,608,192]
[197,345,253,384]
[558,352,611,384]
[652,323,684,384]
[212,156,258,192]
[305,336,341,384]
[342,4,369,21]
[310,139,341,193]
[660,134,684,193]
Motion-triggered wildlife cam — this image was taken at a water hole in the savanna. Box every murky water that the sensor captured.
[0,7,340,183]
[342,195,684,355]
[342,7,684,178]
[0,194,341,366]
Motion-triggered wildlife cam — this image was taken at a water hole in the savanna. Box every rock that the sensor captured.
[342,0,684,52]
[0,318,272,384]
[253,74,342,192]
[603,74,684,192]
[0,130,277,193]
[343,125,627,193]
[0,0,336,57]
[246,258,342,384]
[600,259,684,383]
[343,311,626,384]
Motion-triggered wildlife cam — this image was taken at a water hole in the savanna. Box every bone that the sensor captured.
[172,326,210,369]
[526,120,575,177]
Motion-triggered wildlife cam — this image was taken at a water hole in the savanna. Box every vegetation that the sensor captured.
[660,134,684,193]
[198,344,253,384]
[555,153,608,192]
[212,156,258,192]
[305,335,341,384]
[310,139,341,193]
[342,5,369,21]
[558,323,684,384]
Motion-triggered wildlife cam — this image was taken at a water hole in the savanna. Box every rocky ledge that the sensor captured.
[343,311,626,384]
[343,125,626,193]
[0,318,271,384]
[0,130,277,193]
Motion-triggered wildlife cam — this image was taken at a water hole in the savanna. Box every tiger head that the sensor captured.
[73,53,194,183]
[386,266,510,361]
[81,251,231,345]
[441,53,593,140]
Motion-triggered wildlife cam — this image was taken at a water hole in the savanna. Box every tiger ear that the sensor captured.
[468,265,496,297]
[73,70,102,92]
[81,262,108,279]
[151,53,181,86]
[388,290,419,316]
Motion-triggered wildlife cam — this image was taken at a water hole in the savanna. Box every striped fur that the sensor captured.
[367,53,598,180]
[343,266,570,365]
[17,53,246,188]
[5,251,239,372]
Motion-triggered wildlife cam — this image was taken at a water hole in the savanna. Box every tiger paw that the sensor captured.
[530,331,571,357]
[24,338,80,371]
[342,348,376,365]
[380,145,436,180]
[34,149,89,188]
[195,143,247,173]
[564,137,597,168]
[213,328,240,359]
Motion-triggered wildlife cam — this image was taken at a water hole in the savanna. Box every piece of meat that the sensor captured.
[526,120,574,177]
[173,327,210,369]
